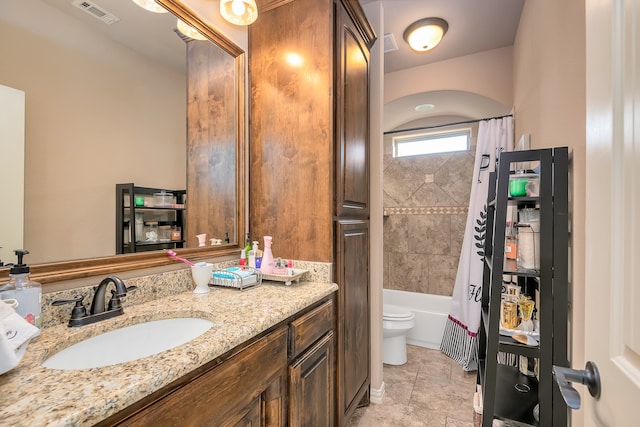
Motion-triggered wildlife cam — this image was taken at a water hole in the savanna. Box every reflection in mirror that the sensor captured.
[0,0,245,283]
[186,39,238,248]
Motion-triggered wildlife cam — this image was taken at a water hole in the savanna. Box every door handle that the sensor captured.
[552,361,601,409]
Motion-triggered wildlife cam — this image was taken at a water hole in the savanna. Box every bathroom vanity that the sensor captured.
[0,280,337,426]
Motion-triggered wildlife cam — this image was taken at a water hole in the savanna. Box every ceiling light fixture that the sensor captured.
[415,103,435,112]
[130,0,168,14]
[403,17,448,52]
[177,19,207,41]
[220,0,258,26]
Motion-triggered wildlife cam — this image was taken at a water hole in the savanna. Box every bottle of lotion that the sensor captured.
[0,249,42,333]
[248,241,260,268]
[260,236,275,274]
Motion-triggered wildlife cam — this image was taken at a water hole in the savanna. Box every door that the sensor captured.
[289,332,335,427]
[336,219,370,422]
[0,85,25,264]
[584,0,640,424]
[335,0,370,218]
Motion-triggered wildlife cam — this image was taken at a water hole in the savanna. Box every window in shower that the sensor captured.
[393,128,470,158]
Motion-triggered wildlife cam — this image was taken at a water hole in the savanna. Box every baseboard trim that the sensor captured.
[369,381,386,404]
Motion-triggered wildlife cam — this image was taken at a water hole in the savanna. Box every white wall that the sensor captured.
[384,46,514,107]
[362,0,385,404]
[512,0,586,424]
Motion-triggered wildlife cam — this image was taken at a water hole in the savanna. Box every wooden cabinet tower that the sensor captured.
[249,1,375,424]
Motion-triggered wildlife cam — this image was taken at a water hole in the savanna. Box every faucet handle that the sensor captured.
[112,285,138,298]
[52,296,87,323]
[107,286,137,311]
[108,289,122,311]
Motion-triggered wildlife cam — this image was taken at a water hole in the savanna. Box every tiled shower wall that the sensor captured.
[383,128,477,297]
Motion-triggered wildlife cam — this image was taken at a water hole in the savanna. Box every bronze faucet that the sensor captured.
[52,275,136,327]
[90,276,129,315]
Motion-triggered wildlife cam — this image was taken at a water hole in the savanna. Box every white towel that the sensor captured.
[0,300,39,375]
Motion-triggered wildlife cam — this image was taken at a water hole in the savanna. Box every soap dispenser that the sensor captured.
[248,241,261,268]
[260,236,275,274]
[0,249,42,331]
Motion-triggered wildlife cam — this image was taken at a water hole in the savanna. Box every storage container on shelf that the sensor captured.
[509,171,540,197]
[153,191,174,207]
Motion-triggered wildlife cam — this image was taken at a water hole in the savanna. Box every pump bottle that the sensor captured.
[0,249,42,332]
[243,233,252,257]
[248,241,262,268]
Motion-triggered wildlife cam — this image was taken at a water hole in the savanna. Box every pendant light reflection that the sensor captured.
[220,0,258,26]
[130,0,168,13]
[285,52,304,67]
[403,18,448,52]
[177,19,207,41]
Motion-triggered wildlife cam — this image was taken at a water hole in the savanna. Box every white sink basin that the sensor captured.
[43,318,214,370]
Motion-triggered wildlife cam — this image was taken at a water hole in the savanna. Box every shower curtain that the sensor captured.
[440,117,514,371]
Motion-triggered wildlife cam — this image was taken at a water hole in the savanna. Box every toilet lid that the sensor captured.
[383,304,414,320]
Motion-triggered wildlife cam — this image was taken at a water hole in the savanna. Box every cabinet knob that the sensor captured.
[552,361,601,409]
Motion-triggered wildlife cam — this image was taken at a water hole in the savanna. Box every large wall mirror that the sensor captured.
[0,0,246,284]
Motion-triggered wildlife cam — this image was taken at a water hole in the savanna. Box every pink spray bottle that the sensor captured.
[260,236,275,274]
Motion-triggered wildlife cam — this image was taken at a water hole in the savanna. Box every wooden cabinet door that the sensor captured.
[288,332,335,427]
[116,327,288,427]
[231,396,262,427]
[335,219,370,423]
[335,1,370,218]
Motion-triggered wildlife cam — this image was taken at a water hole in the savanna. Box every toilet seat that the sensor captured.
[383,304,414,321]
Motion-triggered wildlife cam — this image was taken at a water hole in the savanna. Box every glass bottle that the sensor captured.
[170,224,182,241]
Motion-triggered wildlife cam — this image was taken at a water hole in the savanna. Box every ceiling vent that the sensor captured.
[384,33,398,53]
[72,0,120,25]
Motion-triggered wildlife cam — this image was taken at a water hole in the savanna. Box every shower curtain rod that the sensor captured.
[383,114,513,136]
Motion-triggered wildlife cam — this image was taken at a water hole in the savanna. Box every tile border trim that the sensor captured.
[383,206,468,216]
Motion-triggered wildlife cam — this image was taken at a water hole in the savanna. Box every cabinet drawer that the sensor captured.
[290,299,334,358]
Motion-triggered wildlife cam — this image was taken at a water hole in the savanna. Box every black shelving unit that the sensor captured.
[478,147,569,426]
[116,183,186,254]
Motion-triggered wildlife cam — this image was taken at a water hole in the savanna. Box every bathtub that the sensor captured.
[383,289,452,350]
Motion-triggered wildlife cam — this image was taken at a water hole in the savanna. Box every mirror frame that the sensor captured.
[0,0,246,285]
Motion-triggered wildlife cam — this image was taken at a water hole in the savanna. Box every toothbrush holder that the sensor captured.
[191,263,213,294]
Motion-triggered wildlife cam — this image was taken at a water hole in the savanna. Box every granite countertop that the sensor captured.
[0,280,338,427]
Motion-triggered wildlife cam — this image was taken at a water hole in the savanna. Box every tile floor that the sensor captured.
[347,345,481,427]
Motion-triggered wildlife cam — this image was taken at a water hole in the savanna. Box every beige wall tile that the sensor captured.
[383,149,473,296]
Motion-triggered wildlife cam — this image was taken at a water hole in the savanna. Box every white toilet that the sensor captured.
[382,304,415,365]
